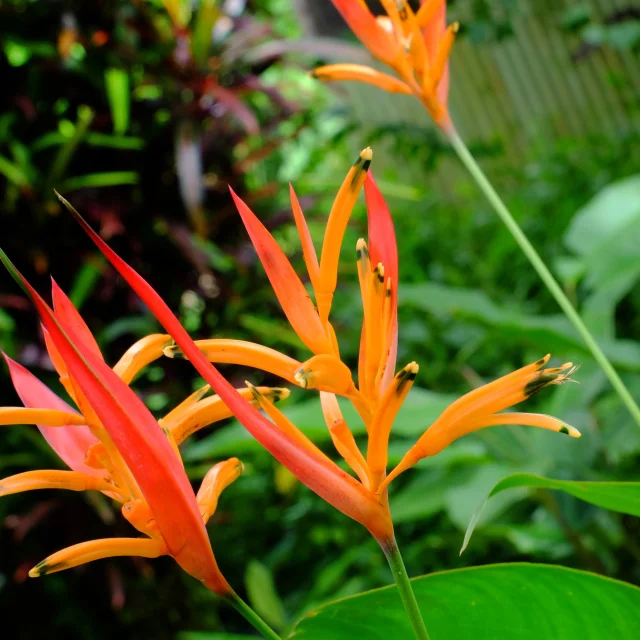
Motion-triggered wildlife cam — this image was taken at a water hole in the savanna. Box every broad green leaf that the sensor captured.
[0,154,30,187]
[192,0,219,64]
[290,564,640,639]
[245,560,287,631]
[462,473,640,553]
[105,68,130,135]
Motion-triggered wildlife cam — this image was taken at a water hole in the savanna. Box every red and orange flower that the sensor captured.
[0,270,287,594]
[314,1,457,131]
[47,152,580,548]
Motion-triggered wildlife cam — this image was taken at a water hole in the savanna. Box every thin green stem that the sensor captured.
[448,128,640,429]
[381,537,431,640]
[227,592,281,640]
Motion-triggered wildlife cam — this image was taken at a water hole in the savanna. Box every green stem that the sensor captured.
[448,128,640,429]
[227,592,281,640]
[381,538,431,640]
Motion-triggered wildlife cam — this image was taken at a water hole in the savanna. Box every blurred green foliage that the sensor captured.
[1,1,639,639]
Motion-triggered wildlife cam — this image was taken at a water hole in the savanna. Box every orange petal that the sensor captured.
[330,0,403,65]
[165,386,290,445]
[247,382,333,464]
[381,358,579,489]
[197,457,244,523]
[113,334,172,384]
[313,64,412,94]
[320,392,371,489]
[1,249,228,594]
[317,149,372,322]
[0,407,87,427]
[163,338,301,384]
[294,354,355,396]
[290,183,320,289]
[0,469,121,498]
[367,363,418,489]
[29,537,167,577]
[230,187,332,355]
[64,206,394,542]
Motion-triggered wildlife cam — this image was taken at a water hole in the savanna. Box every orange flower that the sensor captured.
[57,155,580,546]
[0,270,287,594]
[314,1,456,131]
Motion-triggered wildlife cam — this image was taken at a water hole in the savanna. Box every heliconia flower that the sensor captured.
[0,266,285,595]
[55,153,580,546]
[314,0,456,131]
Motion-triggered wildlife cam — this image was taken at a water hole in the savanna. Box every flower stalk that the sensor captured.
[380,538,430,640]
[227,593,282,640]
[447,128,640,429]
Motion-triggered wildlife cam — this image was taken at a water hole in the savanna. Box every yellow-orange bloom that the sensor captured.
[161,153,580,541]
[315,0,457,131]
[0,278,286,592]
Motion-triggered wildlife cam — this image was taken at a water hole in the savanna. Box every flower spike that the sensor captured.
[59,194,394,542]
[0,247,229,594]
[312,64,413,94]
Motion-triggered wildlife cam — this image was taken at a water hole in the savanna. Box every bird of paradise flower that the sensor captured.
[0,265,285,638]
[35,151,582,637]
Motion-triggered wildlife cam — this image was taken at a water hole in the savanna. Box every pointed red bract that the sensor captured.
[3,265,226,592]
[66,203,393,540]
[4,355,102,478]
[230,187,331,355]
[365,173,398,292]
[51,279,104,360]
[364,173,399,389]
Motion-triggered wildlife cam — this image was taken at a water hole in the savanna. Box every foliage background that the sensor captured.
[0,0,639,638]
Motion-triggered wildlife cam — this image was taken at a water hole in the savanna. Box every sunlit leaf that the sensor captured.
[290,564,640,639]
[462,473,640,553]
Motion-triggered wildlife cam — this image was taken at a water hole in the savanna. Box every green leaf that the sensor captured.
[290,564,640,639]
[57,171,139,192]
[105,68,130,135]
[192,0,219,64]
[0,154,30,187]
[245,560,287,631]
[400,281,640,370]
[462,473,640,553]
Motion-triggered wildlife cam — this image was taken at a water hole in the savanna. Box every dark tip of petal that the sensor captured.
[163,345,186,359]
[524,373,558,397]
[395,362,419,393]
[30,560,65,577]
[559,425,570,435]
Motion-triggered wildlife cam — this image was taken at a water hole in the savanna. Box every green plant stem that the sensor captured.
[228,592,281,640]
[448,128,640,429]
[381,538,431,640]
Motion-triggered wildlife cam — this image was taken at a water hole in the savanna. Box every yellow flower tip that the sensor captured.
[350,149,372,188]
[29,559,61,578]
[194,384,212,401]
[294,354,354,394]
[452,21,460,34]
[560,423,582,438]
[162,343,183,359]
[535,354,552,368]
[394,361,419,392]
[356,238,369,261]
[269,387,291,402]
